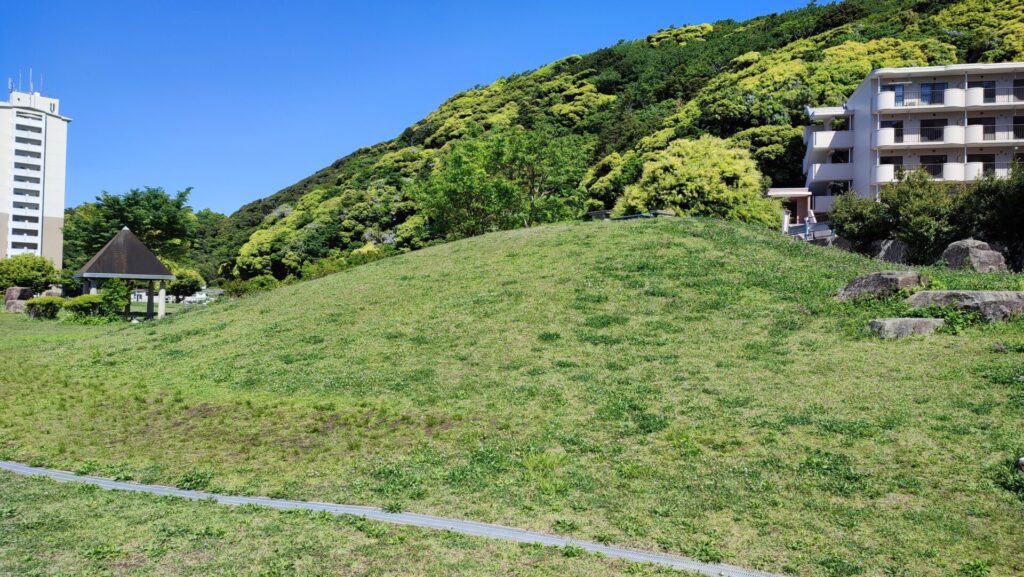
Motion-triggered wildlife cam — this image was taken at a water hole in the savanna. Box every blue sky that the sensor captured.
[1,1,807,214]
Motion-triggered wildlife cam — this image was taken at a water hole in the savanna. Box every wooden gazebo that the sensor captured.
[74,227,176,319]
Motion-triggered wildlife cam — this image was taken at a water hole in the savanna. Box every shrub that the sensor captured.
[99,278,131,319]
[64,294,104,318]
[830,193,891,253]
[0,253,59,293]
[222,275,280,297]
[831,169,966,264]
[25,296,63,319]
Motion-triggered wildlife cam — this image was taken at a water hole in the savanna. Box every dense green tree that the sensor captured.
[954,162,1024,270]
[881,170,963,263]
[413,138,522,240]
[0,254,60,293]
[191,208,228,282]
[615,136,778,225]
[63,187,198,270]
[160,259,206,302]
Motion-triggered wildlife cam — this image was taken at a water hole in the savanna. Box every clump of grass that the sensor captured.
[175,469,213,491]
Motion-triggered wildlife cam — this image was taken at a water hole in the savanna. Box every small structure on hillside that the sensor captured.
[74,227,175,319]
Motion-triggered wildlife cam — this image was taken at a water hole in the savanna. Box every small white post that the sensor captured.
[89,280,98,295]
[158,280,166,319]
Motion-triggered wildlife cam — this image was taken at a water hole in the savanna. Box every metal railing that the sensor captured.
[970,86,1024,104]
[885,89,948,107]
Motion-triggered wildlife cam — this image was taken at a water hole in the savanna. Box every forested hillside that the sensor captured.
[205,0,1024,280]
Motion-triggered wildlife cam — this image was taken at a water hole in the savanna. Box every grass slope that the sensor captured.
[3,218,1023,576]
[0,472,678,577]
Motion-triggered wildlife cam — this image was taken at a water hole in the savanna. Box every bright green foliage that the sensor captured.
[24,296,63,319]
[63,294,104,318]
[99,278,131,319]
[932,0,1024,62]
[161,260,205,302]
[615,136,777,225]
[646,23,714,47]
[685,35,957,135]
[0,253,59,293]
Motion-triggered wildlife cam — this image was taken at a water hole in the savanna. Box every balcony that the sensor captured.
[811,195,837,213]
[875,88,965,111]
[965,124,1024,144]
[808,129,855,150]
[875,163,960,183]
[7,247,40,257]
[965,162,1014,181]
[875,125,964,148]
[966,86,1024,108]
[875,164,897,184]
[807,163,854,182]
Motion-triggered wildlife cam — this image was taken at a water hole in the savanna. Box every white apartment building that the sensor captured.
[786,62,1024,225]
[1,87,70,267]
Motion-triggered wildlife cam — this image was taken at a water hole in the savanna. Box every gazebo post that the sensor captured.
[146,280,155,320]
[158,280,166,319]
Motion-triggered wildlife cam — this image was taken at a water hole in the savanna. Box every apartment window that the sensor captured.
[920,118,948,142]
[920,154,947,178]
[827,181,851,195]
[920,82,948,105]
[881,84,905,106]
[881,120,904,142]
[15,124,42,134]
[1014,116,1024,140]
[968,117,996,140]
[880,156,904,166]
[968,154,996,174]
[968,80,996,103]
[15,137,42,146]
[1014,80,1024,101]
[829,149,850,164]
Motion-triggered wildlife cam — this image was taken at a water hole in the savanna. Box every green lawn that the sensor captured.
[2,218,1023,577]
[0,472,678,577]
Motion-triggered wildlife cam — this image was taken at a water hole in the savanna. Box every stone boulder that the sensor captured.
[941,239,1007,273]
[871,239,910,264]
[4,287,32,313]
[906,291,1024,323]
[868,318,944,339]
[837,271,925,301]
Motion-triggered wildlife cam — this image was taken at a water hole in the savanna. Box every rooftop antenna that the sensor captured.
[28,67,33,93]
[18,69,22,92]
[39,73,43,95]
[7,78,12,94]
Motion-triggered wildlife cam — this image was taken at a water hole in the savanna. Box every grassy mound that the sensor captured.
[3,218,1023,576]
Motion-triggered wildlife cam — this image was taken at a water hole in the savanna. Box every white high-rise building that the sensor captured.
[779,62,1024,229]
[1,86,70,268]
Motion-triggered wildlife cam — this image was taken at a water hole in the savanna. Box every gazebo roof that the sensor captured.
[74,227,176,280]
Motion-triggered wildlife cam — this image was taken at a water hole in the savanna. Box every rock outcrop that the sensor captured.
[837,271,925,301]
[4,287,32,314]
[941,239,1008,273]
[906,291,1024,323]
[871,239,910,264]
[868,318,944,339]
